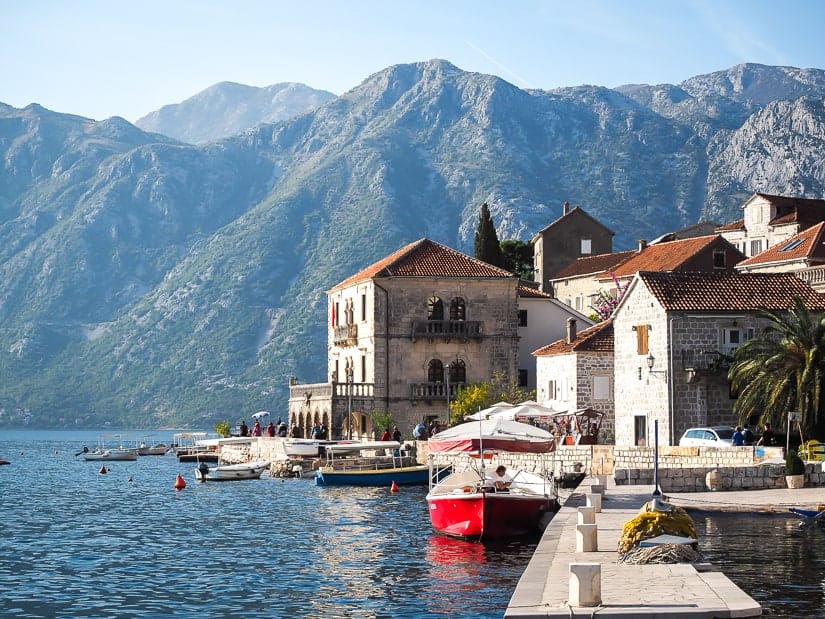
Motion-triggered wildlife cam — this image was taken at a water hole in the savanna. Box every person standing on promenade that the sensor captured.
[391,426,402,442]
[732,426,745,446]
[266,421,275,437]
[239,420,249,437]
[380,428,391,441]
[251,420,262,437]
[757,423,775,446]
[743,424,755,445]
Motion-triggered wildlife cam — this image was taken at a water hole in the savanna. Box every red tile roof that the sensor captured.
[715,218,745,232]
[638,271,825,311]
[737,222,825,268]
[533,319,614,356]
[518,283,553,298]
[552,250,635,280]
[330,238,515,291]
[609,235,723,278]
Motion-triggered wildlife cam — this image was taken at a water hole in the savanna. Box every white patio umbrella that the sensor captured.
[251,411,271,420]
[465,401,514,420]
[486,401,567,421]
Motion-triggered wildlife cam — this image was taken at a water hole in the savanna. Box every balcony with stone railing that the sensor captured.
[410,320,482,342]
[410,381,462,401]
[796,265,825,292]
[334,323,358,347]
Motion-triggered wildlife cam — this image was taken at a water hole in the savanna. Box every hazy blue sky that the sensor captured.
[3,0,825,122]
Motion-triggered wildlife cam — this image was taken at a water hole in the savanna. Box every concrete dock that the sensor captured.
[504,477,825,617]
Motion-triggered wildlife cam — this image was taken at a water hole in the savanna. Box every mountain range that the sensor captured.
[2,59,825,428]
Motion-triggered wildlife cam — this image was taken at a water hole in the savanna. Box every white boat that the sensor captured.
[137,435,168,456]
[79,435,139,461]
[194,460,270,482]
[322,440,402,455]
[284,439,320,457]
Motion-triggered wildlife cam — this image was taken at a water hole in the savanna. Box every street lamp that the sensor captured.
[445,362,451,423]
[347,367,353,441]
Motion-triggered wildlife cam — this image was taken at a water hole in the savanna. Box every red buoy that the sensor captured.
[174,473,186,490]
[390,480,399,493]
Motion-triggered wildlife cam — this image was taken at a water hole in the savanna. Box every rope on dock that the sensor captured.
[619,543,702,565]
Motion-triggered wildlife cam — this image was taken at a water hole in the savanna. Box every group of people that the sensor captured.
[380,426,403,442]
[239,418,288,438]
[732,423,775,446]
[311,422,329,440]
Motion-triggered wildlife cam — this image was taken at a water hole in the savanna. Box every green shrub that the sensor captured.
[786,450,805,476]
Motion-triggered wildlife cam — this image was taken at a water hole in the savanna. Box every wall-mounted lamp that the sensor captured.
[685,367,698,384]
[646,353,668,380]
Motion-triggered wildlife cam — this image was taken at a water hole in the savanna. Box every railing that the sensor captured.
[333,323,358,347]
[410,382,462,401]
[796,265,825,289]
[679,349,731,372]
[333,382,374,398]
[410,320,482,341]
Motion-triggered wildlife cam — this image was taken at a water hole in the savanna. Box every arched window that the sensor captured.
[427,296,444,321]
[449,297,466,321]
[448,359,466,384]
[427,359,444,383]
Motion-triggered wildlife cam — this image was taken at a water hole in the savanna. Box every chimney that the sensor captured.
[637,239,647,252]
[566,317,577,344]
[563,201,570,216]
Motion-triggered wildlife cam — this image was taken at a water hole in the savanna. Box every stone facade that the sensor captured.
[532,204,613,292]
[288,256,520,439]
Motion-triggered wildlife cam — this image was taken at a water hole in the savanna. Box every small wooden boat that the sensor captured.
[137,439,168,456]
[426,419,559,539]
[284,439,320,457]
[314,441,436,486]
[79,435,139,461]
[195,460,270,482]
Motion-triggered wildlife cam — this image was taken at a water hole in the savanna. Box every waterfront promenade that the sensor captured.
[505,477,825,617]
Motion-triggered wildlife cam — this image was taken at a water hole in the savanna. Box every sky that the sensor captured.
[3,0,825,123]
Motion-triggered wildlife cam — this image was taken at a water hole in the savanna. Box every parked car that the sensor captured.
[678,426,736,447]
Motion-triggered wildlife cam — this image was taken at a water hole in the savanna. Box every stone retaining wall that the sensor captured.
[219,439,825,491]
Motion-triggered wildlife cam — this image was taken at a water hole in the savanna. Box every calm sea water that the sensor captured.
[1,431,536,619]
[2,432,823,618]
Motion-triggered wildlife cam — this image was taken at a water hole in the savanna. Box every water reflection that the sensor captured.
[694,512,825,617]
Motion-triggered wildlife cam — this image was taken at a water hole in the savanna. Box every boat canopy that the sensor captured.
[427,418,555,454]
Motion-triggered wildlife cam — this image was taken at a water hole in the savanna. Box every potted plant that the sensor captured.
[785,450,806,489]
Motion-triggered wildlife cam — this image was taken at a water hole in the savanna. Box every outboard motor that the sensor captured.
[198,463,210,477]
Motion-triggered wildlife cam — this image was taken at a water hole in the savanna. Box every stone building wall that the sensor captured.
[612,280,671,446]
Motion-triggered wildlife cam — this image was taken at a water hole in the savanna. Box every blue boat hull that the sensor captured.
[315,465,433,487]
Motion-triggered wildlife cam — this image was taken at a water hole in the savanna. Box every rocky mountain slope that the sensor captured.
[1,60,825,428]
[134,81,335,143]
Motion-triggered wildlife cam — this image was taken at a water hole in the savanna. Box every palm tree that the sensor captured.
[728,296,825,438]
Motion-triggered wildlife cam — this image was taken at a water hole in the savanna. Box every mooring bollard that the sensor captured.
[596,473,608,490]
[586,492,602,513]
[577,506,595,525]
[590,483,605,496]
[569,562,601,607]
[576,523,598,552]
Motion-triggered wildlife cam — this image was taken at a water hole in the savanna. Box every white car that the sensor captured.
[678,426,736,447]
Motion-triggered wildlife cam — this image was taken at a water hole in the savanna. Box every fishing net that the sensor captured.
[619,543,702,564]
[617,500,697,556]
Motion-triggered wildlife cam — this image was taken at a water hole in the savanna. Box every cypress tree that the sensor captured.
[473,202,505,268]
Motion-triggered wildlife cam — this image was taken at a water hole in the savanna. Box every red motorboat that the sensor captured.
[426,419,558,539]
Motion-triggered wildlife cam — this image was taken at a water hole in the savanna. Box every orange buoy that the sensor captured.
[174,473,186,490]
[390,480,399,493]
